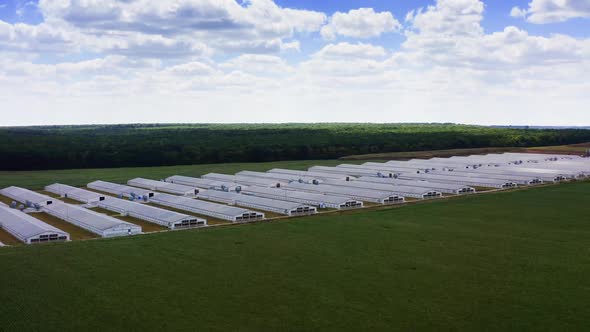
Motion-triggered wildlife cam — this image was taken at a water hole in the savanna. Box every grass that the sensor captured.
[1,181,589,331]
[0,159,367,190]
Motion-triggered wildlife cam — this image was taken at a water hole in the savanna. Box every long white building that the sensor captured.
[284,182,405,204]
[43,202,141,237]
[128,178,200,196]
[87,180,155,200]
[165,175,243,192]
[98,197,206,229]
[197,190,317,216]
[357,177,475,194]
[242,186,363,209]
[45,183,106,204]
[150,193,264,222]
[0,205,70,244]
[202,173,284,188]
[0,186,56,207]
[320,178,442,199]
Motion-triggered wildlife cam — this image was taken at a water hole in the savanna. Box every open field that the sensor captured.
[0,159,364,189]
[1,181,589,331]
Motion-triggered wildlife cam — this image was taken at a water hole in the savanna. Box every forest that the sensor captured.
[1,123,589,171]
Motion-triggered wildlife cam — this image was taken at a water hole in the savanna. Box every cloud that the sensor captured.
[0,0,589,125]
[511,0,590,23]
[38,0,326,54]
[321,8,400,40]
[313,42,387,59]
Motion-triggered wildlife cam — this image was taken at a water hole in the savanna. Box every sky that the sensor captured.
[0,0,589,126]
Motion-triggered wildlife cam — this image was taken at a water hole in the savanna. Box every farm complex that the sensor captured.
[0,152,588,246]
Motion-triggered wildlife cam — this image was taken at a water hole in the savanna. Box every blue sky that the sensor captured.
[0,0,589,125]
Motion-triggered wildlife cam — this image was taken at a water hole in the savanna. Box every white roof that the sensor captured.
[357,176,471,191]
[0,205,68,240]
[308,166,380,177]
[267,169,353,180]
[198,190,309,210]
[151,193,256,217]
[0,186,55,205]
[45,183,105,201]
[88,180,153,197]
[236,171,320,184]
[44,202,137,232]
[285,182,400,200]
[165,175,242,191]
[398,172,514,187]
[128,178,197,194]
[202,173,282,187]
[242,186,359,205]
[99,197,197,224]
[320,178,440,196]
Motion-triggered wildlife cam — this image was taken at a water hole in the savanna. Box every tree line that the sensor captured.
[0,123,589,171]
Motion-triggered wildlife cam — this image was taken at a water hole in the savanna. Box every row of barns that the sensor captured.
[0,152,588,245]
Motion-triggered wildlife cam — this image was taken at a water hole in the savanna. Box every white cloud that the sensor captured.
[321,8,400,40]
[313,42,387,59]
[511,0,590,23]
[37,0,326,55]
[0,0,589,126]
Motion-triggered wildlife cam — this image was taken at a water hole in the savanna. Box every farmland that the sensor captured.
[0,180,589,331]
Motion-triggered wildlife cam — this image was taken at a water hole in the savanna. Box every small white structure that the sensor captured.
[127,178,199,196]
[242,186,363,209]
[0,186,55,207]
[43,203,141,237]
[87,180,155,200]
[0,204,70,244]
[197,190,317,216]
[98,197,206,229]
[45,183,106,204]
[150,193,264,222]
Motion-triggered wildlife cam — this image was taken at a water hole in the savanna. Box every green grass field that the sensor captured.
[0,159,364,189]
[0,181,589,331]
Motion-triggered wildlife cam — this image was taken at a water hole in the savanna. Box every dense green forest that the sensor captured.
[1,123,589,171]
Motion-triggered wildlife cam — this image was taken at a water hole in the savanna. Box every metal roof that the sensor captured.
[0,186,55,206]
[242,186,361,205]
[128,178,198,195]
[165,175,243,191]
[99,197,199,224]
[320,178,441,198]
[284,182,403,203]
[202,173,282,187]
[0,205,69,241]
[236,170,320,184]
[87,180,154,198]
[197,190,314,213]
[44,202,139,232]
[45,183,105,202]
[150,193,261,218]
[267,168,355,180]
[357,176,473,193]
